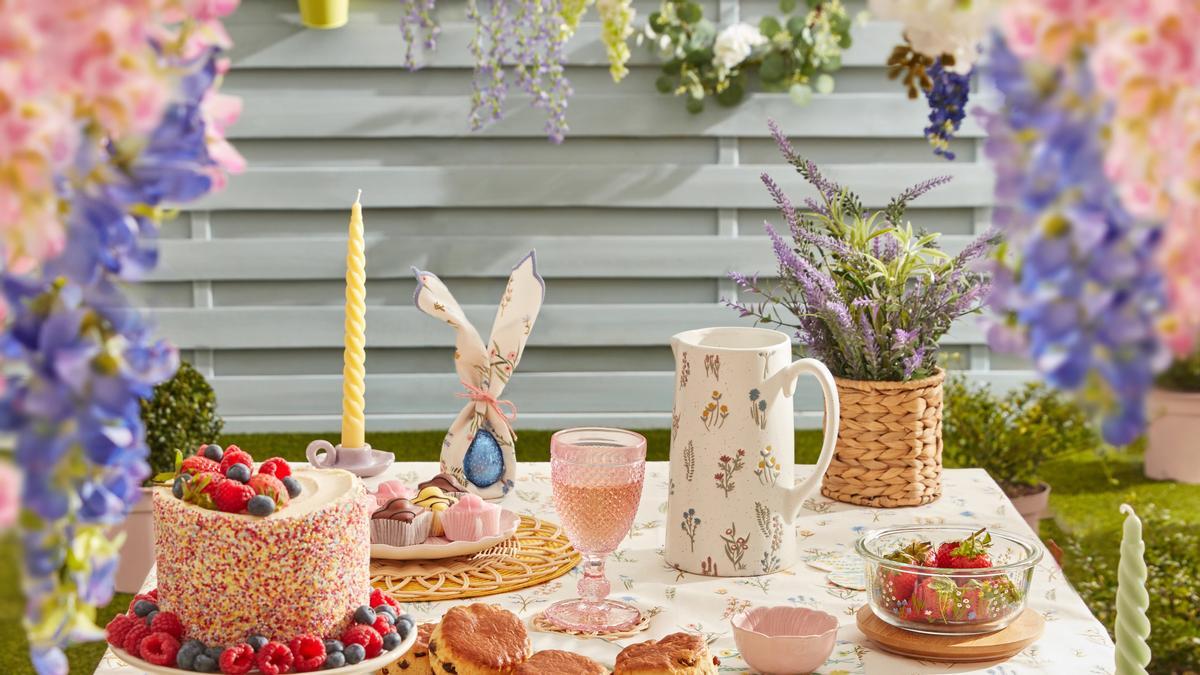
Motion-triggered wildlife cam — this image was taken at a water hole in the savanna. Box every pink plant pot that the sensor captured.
[731,606,838,675]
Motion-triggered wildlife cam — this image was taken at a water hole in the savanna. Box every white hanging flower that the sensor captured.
[712,23,768,71]
[868,0,997,72]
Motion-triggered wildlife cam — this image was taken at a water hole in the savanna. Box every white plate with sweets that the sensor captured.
[368,473,521,561]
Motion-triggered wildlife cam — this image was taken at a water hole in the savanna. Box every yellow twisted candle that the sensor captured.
[341,190,366,449]
[1115,504,1151,675]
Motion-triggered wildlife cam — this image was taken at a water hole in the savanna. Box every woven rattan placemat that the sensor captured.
[371,514,580,602]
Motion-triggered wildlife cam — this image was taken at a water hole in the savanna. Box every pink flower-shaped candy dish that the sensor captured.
[371,479,415,508]
[441,493,502,541]
[731,606,838,675]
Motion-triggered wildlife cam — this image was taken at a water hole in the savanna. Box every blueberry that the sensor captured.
[395,616,414,639]
[172,475,189,499]
[323,651,346,669]
[343,643,365,665]
[132,599,158,617]
[353,605,376,625]
[382,631,402,651]
[247,495,276,517]
[193,653,217,673]
[282,476,302,498]
[374,604,396,620]
[226,463,251,483]
[177,640,206,670]
[323,639,344,654]
[205,645,225,662]
[247,635,268,652]
[144,610,158,626]
[203,444,224,462]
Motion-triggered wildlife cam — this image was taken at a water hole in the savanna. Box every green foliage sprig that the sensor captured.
[139,360,223,480]
[943,376,1100,490]
[645,0,857,113]
[1156,349,1200,393]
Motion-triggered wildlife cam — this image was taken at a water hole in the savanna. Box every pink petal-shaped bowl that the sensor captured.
[731,606,838,675]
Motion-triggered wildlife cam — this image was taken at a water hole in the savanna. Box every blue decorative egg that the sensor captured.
[463,429,504,488]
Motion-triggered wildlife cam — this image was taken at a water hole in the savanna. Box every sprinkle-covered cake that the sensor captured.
[153,466,372,645]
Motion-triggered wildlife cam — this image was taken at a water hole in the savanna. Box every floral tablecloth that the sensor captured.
[98,463,1114,674]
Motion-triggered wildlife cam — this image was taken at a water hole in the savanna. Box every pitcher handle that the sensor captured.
[780,358,840,522]
[306,439,338,468]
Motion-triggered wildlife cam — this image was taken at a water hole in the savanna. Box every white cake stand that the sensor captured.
[109,628,416,675]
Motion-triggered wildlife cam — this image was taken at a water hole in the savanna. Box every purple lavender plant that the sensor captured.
[726,120,998,382]
[976,34,1165,446]
[398,0,440,70]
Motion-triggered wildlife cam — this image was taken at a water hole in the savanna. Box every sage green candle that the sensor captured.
[1114,504,1151,675]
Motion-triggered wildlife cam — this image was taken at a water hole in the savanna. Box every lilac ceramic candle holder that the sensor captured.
[305,439,394,478]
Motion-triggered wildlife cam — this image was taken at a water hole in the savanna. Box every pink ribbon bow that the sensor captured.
[457,382,518,435]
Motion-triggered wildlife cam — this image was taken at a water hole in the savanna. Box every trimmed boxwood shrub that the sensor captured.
[139,360,223,478]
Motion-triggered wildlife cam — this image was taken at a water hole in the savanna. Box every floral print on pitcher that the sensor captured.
[720,522,750,571]
[700,390,729,430]
[680,508,701,552]
[749,388,768,429]
[755,446,781,486]
[714,449,746,497]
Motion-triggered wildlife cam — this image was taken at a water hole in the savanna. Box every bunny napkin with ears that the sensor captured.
[412,251,544,499]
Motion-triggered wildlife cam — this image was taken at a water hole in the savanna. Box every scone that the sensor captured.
[513,650,609,675]
[380,622,435,675]
[614,633,718,675]
[428,604,532,674]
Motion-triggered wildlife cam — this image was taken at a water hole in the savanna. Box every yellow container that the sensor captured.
[298,0,348,29]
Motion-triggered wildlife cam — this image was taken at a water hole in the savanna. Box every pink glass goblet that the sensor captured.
[544,427,647,633]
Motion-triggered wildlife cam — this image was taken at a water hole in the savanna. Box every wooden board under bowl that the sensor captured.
[857,606,1045,663]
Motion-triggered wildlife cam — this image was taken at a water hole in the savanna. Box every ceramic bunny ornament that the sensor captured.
[413,251,544,499]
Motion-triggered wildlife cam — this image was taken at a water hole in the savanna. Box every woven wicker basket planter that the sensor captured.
[821,368,945,508]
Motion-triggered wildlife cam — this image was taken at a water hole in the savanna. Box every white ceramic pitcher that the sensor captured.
[664,327,840,577]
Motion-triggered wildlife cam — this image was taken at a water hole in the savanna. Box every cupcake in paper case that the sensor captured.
[371,497,432,547]
[412,486,459,537]
[442,493,503,542]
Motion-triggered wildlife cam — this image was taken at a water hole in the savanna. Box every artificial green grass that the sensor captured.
[2,431,1194,674]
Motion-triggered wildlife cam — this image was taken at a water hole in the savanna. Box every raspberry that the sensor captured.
[213,480,255,513]
[122,623,151,657]
[340,624,383,658]
[139,632,181,666]
[371,615,394,636]
[288,635,326,672]
[219,643,255,674]
[106,614,133,647]
[248,473,289,506]
[370,588,400,611]
[255,642,294,675]
[150,611,185,640]
[258,458,292,479]
[146,588,159,601]
[220,449,254,474]
[181,455,221,476]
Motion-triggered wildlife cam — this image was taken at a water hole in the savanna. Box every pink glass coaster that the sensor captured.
[542,598,643,634]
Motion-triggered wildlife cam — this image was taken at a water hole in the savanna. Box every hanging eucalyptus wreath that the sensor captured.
[644,0,859,113]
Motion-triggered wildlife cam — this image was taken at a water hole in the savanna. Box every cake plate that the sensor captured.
[371,508,520,560]
[109,628,416,675]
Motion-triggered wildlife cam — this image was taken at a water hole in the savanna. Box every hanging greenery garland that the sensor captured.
[398,0,635,143]
[644,0,858,113]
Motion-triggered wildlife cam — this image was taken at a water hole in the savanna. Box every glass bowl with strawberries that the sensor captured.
[856,525,1042,635]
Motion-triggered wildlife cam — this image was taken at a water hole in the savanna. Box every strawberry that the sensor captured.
[910,576,960,623]
[180,455,221,477]
[935,528,993,568]
[885,540,937,567]
[880,569,920,607]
